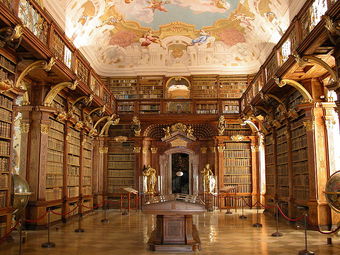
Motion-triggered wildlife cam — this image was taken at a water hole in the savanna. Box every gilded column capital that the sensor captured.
[251,145,259,152]
[142,147,149,154]
[200,147,207,154]
[217,146,224,153]
[20,123,30,134]
[303,120,315,132]
[151,147,158,154]
[209,147,216,153]
[40,124,49,134]
[99,147,109,154]
[133,146,141,153]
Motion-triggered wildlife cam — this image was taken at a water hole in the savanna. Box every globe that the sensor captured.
[12,174,32,219]
[325,171,340,213]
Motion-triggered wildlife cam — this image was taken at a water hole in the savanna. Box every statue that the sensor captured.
[218,115,225,136]
[186,125,194,138]
[132,116,141,136]
[143,165,157,194]
[162,126,171,139]
[201,163,216,194]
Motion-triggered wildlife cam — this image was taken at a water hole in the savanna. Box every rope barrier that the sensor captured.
[0,220,20,244]
[25,211,48,223]
[241,197,254,208]
[306,217,340,235]
[50,203,79,216]
[276,205,305,222]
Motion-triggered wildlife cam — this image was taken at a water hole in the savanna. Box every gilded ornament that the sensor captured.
[99,147,109,154]
[133,146,141,153]
[20,123,30,134]
[142,147,149,154]
[74,121,84,130]
[151,147,158,154]
[114,136,128,142]
[40,124,49,134]
[251,145,259,152]
[303,121,315,131]
[200,147,207,154]
[217,146,224,153]
[231,135,245,141]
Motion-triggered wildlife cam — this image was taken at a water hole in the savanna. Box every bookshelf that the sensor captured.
[222,142,252,207]
[67,127,80,199]
[138,76,164,99]
[106,78,138,99]
[140,102,160,114]
[222,100,240,114]
[191,76,217,98]
[195,102,218,114]
[265,133,275,198]
[224,124,252,136]
[276,125,289,200]
[46,118,64,201]
[0,93,13,237]
[82,135,93,197]
[107,141,135,194]
[117,101,134,113]
[0,52,16,87]
[218,76,248,98]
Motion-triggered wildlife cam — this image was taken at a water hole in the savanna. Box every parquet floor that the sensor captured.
[0,209,339,255]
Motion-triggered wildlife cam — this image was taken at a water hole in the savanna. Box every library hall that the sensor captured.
[0,0,340,254]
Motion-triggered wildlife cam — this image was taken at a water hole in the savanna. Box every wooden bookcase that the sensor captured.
[218,76,248,99]
[106,77,138,99]
[264,133,275,200]
[224,124,252,136]
[0,93,14,236]
[117,101,135,113]
[276,124,289,201]
[107,141,135,194]
[82,135,93,197]
[140,102,161,114]
[222,142,252,207]
[195,102,218,114]
[138,76,164,99]
[191,76,217,98]
[66,127,80,199]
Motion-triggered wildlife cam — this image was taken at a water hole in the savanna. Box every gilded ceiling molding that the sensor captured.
[275,78,313,103]
[43,81,78,107]
[15,58,56,105]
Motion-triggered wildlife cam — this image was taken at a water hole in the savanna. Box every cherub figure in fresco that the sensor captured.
[140,31,166,49]
[191,29,215,46]
[233,13,254,31]
[145,0,169,13]
[212,0,229,10]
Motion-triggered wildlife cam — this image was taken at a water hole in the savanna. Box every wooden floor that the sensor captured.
[1,209,339,255]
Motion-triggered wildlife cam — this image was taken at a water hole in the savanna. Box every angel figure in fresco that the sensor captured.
[140,31,166,49]
[233,13,255,31]
[145,0,169,13]
[212,0,230,10]
[191,29,215,46]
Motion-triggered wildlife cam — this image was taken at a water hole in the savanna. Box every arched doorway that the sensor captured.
[159,147,199,195]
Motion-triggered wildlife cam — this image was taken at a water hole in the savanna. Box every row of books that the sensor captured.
[0,122,11,138]
[292,135,307,150]
[223,175,251,184]
[223,105,240,114]
[67,186,79,198]
[266,175,275,185]
[46,162,63,175]
[48,137,64,151]
[49,129,64,141]
[292,148,308,162]
[0,108,12,122]
[0,68,13,83]
[224,158,250,167]
[196,109,218,114]
[292,161,308,174]
[294,188,309,201]
[46,187,62,201]
[82,186,92,196]
[107,185,131,194]
[276,126,288,136]
[108,154,135,161]
[278,175,289,185]
[47,151,63,163]
[223,150,250,158]
[68,155,80,166]
[277,154,288,164]
[224,143,250,150]
[68,165,79,176]
[221,196,252,208]
[83,141,92,151]
[277,187,289,197]
[108,161,134,169]
[83,150,92,159]
[82,176,91,186]
[224,167,251,175]
[50,119,64,132]
[68,144,80,155]
[293,174,309,186]
[108,170,134,177]
[67,176,79,186]
[266,185,275,195]
[276,143,288,154]
[107,178,134,186]
[0,55,15,72]
[83,166,92,177]
[0,191,6,208]
[265,156,274,165]
[0,158,9,172]
[291,126,306,138]
[0,141,10,155]
[0,95,13,109]
[290,117,305,130]
[277,164,288,175]
[46,174,63,188]
[227,184,252,193]
[0,174,8,189]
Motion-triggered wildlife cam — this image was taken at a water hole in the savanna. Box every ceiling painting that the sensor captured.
[44,0,303,76]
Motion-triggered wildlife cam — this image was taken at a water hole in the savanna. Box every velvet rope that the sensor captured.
[0,220,20,244]
[24,211,48,223]
[50,203,80,216]
[276,205,305,222]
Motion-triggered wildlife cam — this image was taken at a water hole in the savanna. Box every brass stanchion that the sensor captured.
[18,219,23,255]
[252,202,262,228]
[298,210,314,255]
[75,201,85,232]
[41,209,56,248]
[239,197,247,219]
[271,201,283,237]
[101,203,109,223]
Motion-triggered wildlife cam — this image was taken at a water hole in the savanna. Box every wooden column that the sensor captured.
[299,103,331,227]
[250,136,259,205]
[92,138,100,205]
[98,139,108,204]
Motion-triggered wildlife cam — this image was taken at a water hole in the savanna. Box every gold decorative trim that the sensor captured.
[56,111,67,122]
[99,147,109,154]
[231,135,245,141]
[209,147,216,153]
[20,123,30,134]
[89,105,106,116]
[40,124,49,134]
[303,120,315,132]
[114,136,128,142]
[133,146,141,153]
[217,146,224,153]
[142,147,149,154]
[200,147,207,154]
[74,121,84,131]
[276,78,313,103]
[66,133,71,141]
[251,145,259,153]
[72,95,93,107]
[43,81,78,107]
[99,115,120,137]
[151,147,158,154]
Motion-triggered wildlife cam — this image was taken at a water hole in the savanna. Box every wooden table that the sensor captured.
[143,199,206,252]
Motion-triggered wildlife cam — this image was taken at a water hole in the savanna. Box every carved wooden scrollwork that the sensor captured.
[43,80,78,106]
[275,78,313,103]
[0,25,23,49]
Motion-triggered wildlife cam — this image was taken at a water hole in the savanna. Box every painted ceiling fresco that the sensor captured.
[45,0,304,76]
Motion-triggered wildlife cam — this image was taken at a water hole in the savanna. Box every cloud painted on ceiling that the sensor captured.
[60,0,291,75]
